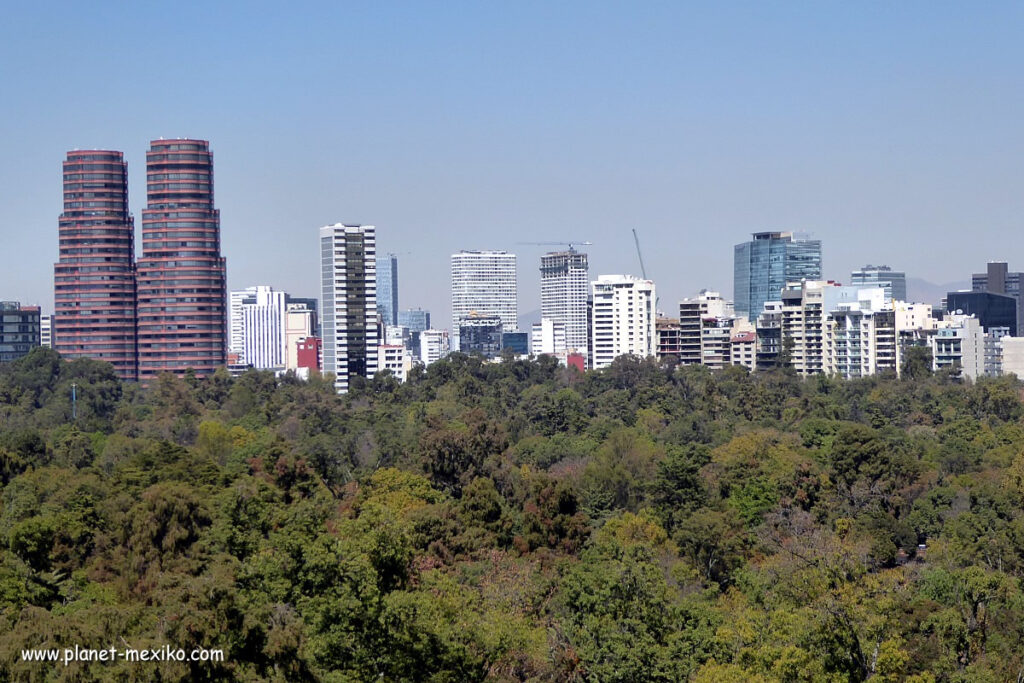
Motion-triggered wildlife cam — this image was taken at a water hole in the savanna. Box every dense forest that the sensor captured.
[2,347,1024,681]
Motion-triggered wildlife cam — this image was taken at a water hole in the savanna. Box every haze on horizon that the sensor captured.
[2,1,1023,325]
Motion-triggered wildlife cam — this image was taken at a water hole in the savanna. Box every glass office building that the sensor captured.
[734,232,822,321]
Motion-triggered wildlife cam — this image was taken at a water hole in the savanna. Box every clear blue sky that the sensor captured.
[3,1,1024,323]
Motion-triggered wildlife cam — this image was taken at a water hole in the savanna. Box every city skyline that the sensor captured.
[4,3,1024,325]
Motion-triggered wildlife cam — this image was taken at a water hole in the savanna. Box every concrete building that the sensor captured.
[730,329,757,371]
[0,302,41,363]
[591,275,656,369]
[999,336,1024,378]
[40,315,52,349]
[420,329,450,366]
[678,291,734,366]
[54,150,138,380]
[451,250,517,349]
[320,223,378,393]
[826,306,898,379]
[851,265,907,302]
[531,318,567,356]
[540,250,589,360]
[285,302,317,371]
[229,286,288,370]
[780,281,838,376]
[136,139,227,381]
[756,301,784,370]
[376,254,398,326]
[734,231,822,322]
[296,336,322,375]
[377,344,413,382]
[655,318,682,361]
[931,315,985,380]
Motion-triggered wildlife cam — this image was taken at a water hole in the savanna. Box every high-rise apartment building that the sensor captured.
[451,250,517,350]
[531,318,567,356]
[734,232,822,322]
[540,250,589,359]
[320,223,378,393]
[54,150,138,380]
[419,329,450,366]
[590,275,656,369]
[1,302,41,363]
[678,290,734,366]
[228,286,288,369]
[136,139,227,381]
[376,254,398,326]
[851,265,906,302]
[40,315,52,348]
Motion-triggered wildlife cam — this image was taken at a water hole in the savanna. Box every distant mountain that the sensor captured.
[519,309,542,331]
[906,278,971,307]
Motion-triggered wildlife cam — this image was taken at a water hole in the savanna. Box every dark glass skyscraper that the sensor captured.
[376,254,398,326]
[734,231,822,321]
[136,139,227,381]
[54,150,137,380]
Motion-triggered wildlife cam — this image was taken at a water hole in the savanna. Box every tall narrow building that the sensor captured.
[451,250,517,350]
[590,274,656,369]
[54,150,138,379]
[734,231,822,322]
[136,139,227,381]
[320,223,378,393]
[376,254,398,326]
[540,249,589,360]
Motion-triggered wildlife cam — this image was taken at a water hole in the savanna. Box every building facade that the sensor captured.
[419,329,450,366]
[850,265,907,302]
[54,150,138,380]
[458,314,503,358]
[540,250,589,360]
[376,254,398,326]
[0,303,41,363]
[734,232,822,322]
[531,318,567,356]
[590,275,656,369]
[40,315,52,348]
[136,139,227,381]
[228,286,288,370]
[451,250,517,349]
[320,223,378,393]
[398,308,430,332]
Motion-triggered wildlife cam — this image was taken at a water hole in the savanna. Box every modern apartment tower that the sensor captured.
[540,249,589,359]
[229,286,288,369]
[376,254,399,326]
[734,231,822,322]
[451,250,518,350]
[136,139,227,381]
[320,223,378,393]
[54,150,138,380]
[590,274,656,369]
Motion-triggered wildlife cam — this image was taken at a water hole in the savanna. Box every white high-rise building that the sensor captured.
[320,224,378,393]
[541,250,589,359]
[40,315,52,348]
[590,275,656,369]
[229,286,288,369]
[451,250,517,350]
[420,329,450,366]
[931,314,985,380]
[531,318,567,356]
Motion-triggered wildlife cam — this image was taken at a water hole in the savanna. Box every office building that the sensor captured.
[458,314,503,358]
[451,250,517,349]
[501,331,529,356]
[850,265,907,302]
[228,286,288,370]
[376,254,398,326]
[136,139,227,381]
[532,318,568,356]
[40,315,52,348]
[398,308,430,332]
[320,223,378,393]
[946,290,1017,336]
[540,250,589,359]
[420,329,450,366]
[973,262,1024,336]
[590,275,656,369]
[734,232,822,321]
[54,150,137,380]
[1,302,41,363]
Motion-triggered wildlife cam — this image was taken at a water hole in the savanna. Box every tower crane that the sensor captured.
[516,240,593,252]
[632,228,647,279]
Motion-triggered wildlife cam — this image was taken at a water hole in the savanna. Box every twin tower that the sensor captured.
[54,140,227,382]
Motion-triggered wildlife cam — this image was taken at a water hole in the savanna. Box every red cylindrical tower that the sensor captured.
[54,150,138,380]
[136,139,227,381]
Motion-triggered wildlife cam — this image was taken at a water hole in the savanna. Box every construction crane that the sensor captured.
[632,228,647,279]
[516,240,593,252]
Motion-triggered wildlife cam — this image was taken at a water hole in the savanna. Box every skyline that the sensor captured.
[4,2,1024,323]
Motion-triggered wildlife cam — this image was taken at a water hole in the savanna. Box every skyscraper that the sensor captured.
[54,150,137,380]
[376,254,398,326]
[451,250,517,350]
[136,139,227,381]
[540,250,589,359]
[734,231,822,322]
[590,275,656,369]
[320,223,378,393]
[229,285,288,369]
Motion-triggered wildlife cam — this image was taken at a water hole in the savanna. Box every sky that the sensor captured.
[3,1,1024,326]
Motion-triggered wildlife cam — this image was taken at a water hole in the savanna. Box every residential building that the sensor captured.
[851,265,907,302]
[931,315,985,380]
[531,318,567,356]
[285,301,317,371]
[678,291,734,366]
[377,344,413,382]
[540,250,589,360]
[730,328,757,371]
[655,317,682,361]
[825,305,898,379]
[458,314,503,358]
[136,139,227,381]
[999,336,1024,378]
[780,281,838,376]
[376,254,398,326]
[755,301,784,370]
[320,223,378,393]
[40,315,52,348]
[420,329,450,366]
[734,231,822,321]
[54,150,137,380]
[451,250,517,349]
[590,275,656,369]
[296,336,322,375]
[0,302,41,363]
[228,286,288,370]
